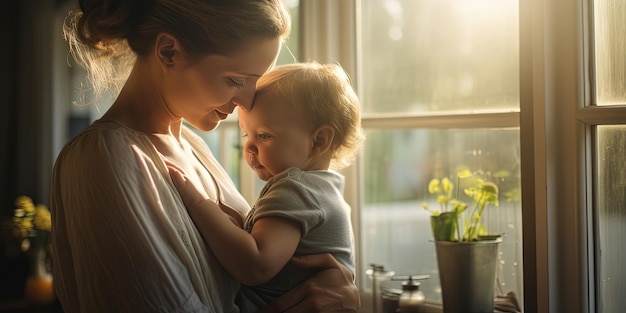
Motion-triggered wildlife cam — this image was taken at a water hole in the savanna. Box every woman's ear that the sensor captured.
[310,125,334,157]
[155,33,181,69]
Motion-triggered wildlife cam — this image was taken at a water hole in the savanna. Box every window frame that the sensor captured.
[290,0,626,312]
[295,0,525,311]
[518,0,626,312]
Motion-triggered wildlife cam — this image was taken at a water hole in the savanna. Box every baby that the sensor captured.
[169,62,364,312]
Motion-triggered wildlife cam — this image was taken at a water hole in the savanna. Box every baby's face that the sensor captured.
[238,90,314,181]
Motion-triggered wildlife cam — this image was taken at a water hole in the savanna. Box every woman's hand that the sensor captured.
[261,253,360,313]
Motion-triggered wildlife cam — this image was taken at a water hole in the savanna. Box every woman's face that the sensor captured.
[162,38,281,132]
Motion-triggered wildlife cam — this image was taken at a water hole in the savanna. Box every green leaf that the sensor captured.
[430,211,458,241]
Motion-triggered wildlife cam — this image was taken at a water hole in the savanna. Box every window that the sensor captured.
[596,126,626,312]
[594,0,626,106]
[359,0,522,306]
[592,1,626,311]
[294,1,626,312]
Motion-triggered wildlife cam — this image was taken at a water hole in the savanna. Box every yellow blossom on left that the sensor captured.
[33,205,52,231]
[33,204,52,231]
[15,196,36,215]
[11,195,51,240]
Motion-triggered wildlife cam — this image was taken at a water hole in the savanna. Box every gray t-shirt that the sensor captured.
[236,167,355,312]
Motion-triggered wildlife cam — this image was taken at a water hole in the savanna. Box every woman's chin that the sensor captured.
[186,119,220,132]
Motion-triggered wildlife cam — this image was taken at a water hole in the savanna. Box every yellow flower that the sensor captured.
[33,205,52,231]
[11,196,51,249]
[441,177,453,195]
[15,196,36,214]
[15,195,33,206]
[427,179,440,194]
[20,218,34,230]
[14,208,26,218]
[422,202,440,216]
[436,194,448,205]
[423,171,500,242]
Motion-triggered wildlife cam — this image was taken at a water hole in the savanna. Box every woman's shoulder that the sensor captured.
[55,120,154,169]
[62,120,147,149]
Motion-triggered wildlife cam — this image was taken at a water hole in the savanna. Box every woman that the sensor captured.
[50,0,359,312]
[169,62,364,312]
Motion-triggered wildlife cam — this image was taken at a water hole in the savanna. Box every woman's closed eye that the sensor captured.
[227,78,246,89]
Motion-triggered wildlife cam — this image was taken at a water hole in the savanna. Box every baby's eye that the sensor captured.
[258,133,270,140]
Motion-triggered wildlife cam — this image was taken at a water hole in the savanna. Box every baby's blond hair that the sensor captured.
[256,62,365,170]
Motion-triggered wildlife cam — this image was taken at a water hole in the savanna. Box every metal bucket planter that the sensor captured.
[434,238,501,313]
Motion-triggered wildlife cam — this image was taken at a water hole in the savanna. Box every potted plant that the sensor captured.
[11,195,54,304]
[422,170,502,313]
[423,169,500,242]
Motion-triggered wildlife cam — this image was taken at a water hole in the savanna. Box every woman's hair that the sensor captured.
[64,0,291,101]
[256,62,365,170]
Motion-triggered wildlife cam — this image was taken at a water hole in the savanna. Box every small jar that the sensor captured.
[381,287,402,313]
[398,276,425,313]
[366,264,395,313]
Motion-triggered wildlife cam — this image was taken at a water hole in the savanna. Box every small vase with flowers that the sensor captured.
[12,195,55,304]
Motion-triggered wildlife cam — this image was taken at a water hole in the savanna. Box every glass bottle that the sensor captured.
[366,264,395,313]
[398,276,425,313]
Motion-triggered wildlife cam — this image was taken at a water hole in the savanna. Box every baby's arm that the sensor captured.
[168,166,301,286]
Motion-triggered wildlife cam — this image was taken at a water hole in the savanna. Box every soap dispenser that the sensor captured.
[398,276,425,313]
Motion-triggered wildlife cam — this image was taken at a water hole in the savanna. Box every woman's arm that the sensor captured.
[169,166,302,286]
[261,253,361,313]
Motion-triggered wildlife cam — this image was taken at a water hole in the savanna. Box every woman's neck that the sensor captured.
[101,58,182,139]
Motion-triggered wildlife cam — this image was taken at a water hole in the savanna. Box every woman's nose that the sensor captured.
[232,85,256,111]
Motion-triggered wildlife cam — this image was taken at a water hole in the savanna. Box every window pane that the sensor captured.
[594,0,626,105]
[361,0,519,115]
[360,128,523,303]
[277,0,300,65]
[596,125,626,311]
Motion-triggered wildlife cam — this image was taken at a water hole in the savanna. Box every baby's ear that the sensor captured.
[310,125,334,157]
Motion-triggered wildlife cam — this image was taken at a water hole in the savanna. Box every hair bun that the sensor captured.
[76,0,152,47]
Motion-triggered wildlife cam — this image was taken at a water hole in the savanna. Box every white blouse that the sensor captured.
[51,120,251,313]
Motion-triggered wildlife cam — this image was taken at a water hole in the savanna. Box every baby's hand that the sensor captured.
[167,163,211,211]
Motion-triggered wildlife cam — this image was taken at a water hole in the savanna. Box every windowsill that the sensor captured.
[359,292,443,313]
[414,300,443,313]
[358,295,522,313]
